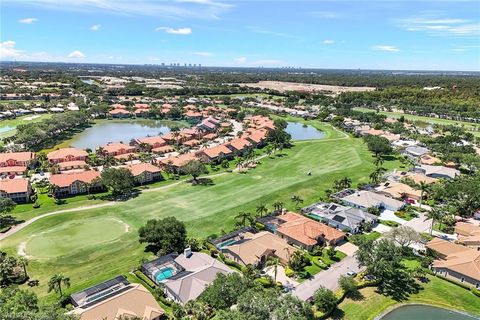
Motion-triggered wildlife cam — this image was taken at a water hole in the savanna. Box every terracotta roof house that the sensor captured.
[195,144,233,163]
[183,139,201,147]
[455,222,480,250]
[0,152,35,169]
[0,178,32,203]
[58,160,88,171]
[376,181,422,201]
[152,145,175,154]
[0,166,29,177]
[47,148,88,164]
[109,108,131,118]
[226,138,252,153]
[160,153,197,168]
[50,170,102,197]
[102,143,136,157]
[340,190,405,212]
[136,136,167,149]
[275,212,345,250]
[134,103,150,109]
[111,103,127,109]
[221,231,297,266]
[244,130,267,147]
[127,163,162,184]
[142,250,234,304]
[420,154,442,165]
[426,238,480,289]
[69,276,164,320]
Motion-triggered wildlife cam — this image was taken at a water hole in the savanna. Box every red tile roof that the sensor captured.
[0,178,30,193]
[47,148,88,161]
[0,152,35,164]
[103,143,135,154]
[136,136,167,147]
[50,171,100,187]
[127,163,161,176]
[228,138,252,151]
[197,144,232,159]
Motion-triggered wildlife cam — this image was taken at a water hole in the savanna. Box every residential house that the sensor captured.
[376,181,422,201]
[403,146,430,159]
[301,202,378,234]
[109,108,131,118]
[221,231,297,267]
[127,163,162,184]
[47,148,88,164]
[339,190,405,211]
[226,138,252,155]
[415,164,459,180]
[426,238,480,289]
[0,152,35,170]
[0,178,32,203]
[136,136,167,149]
[142,250,233,304]
[159,153,197,170]
[195,144,233,163]
[275,212,345,250]
[455,222,480,250]
[102,143,136,159]
[50,170,102,197]
[58,160,88,171]
[69,276,164,320]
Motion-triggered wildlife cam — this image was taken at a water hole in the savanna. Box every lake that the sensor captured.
[81,79,94,85]
[70,120,188,149]
[286,122,326,140]
[380,305,477,320]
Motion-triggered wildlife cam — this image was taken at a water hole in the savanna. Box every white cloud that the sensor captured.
[18,17,38,24]
[372,45,400,52]
[247,26,297,39]
[323,40,335,44]
[67,50,86,58]
[234,56,247,64]
[5,0,232,20]
[156,27,192,35]
[451,48,466,52]
[191,51,212,57]
[90,24,101,31]
[0,41,23,59]
[398,14,480,37]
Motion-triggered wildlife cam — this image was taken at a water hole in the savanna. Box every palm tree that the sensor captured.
[18,256,29,279]
[235,211,253,227]
[340,177,352,189]
[291,195,304,209]
[288,250,305,271]
[103,155,116,168]
[235,157,244,170]
[266,257,280,283]
[373,155,384,168]
[255,203,268,217]
[417,181,430,209]
[369,167,387,184]
[241,264,259,280]
[272,201,284,213]
[425,207,446,235]
[48,274,70,297]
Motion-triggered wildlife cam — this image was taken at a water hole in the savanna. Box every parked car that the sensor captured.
[363,275,376,281]
[346,271,357,277]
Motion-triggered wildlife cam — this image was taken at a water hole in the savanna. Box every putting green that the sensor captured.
[25,217,129,259]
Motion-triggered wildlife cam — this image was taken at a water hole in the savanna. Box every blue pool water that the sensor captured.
[218,239,238,248]
[154,267,175,282]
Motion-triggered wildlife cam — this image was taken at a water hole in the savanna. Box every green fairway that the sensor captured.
[0,114,52,139]
[337,276,480,319]
[25,216,130,260]
[0,122,401,300]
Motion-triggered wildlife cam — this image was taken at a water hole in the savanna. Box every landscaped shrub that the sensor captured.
[471,289,480,297]
[133,270,155,288]
[223,258,242,270]
[285,266,295,277]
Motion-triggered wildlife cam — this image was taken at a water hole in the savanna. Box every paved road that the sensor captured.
[292,255,360,301]
[404,212,432,233]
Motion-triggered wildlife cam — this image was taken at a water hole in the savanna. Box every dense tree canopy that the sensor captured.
[138,217,187,255]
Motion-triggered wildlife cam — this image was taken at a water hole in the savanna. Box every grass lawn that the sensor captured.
[336,276,480,319]
[0,122,401,301]
[0,114,52,139]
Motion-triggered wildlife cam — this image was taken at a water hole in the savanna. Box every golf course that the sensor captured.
[0,121,402,299]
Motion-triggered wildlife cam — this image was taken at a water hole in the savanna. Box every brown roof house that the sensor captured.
[0,152,35,176]
[275,212,345,250]
[50,170,103,197]
[127,163,162,184]
[0,178,33,203]
[426,238,480,289]
[47,148,88,164]
[455,222,480,251]
[195,144,233,163]
[220,231,297,267]
[69,276,164,320]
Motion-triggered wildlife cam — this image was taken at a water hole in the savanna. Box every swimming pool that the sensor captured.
[218,239,239,248]
[154,267,175,282]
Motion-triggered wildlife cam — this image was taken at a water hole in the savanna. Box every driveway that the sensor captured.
[404,212,432,233]
[379,209,406,225]
[264,265,299,287]
[336,242,358,256]
[292,255,360,301]
[372,224,392,234]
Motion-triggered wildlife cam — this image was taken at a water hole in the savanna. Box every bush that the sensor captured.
[133,270,155,288]
[255,222,265,231]
[471,289,480,297]
[379,220,400,227]
[33,201,41,209]
[285,266,295,277]
[224,258,242,270]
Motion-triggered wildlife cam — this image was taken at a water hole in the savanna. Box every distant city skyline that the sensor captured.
[1,0,479,71]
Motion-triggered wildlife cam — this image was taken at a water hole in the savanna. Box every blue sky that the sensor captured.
[1,0,479,71]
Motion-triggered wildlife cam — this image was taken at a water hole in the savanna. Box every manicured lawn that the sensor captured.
[0,122,401,301]
[336,276,480,319]
[0,114,52,139]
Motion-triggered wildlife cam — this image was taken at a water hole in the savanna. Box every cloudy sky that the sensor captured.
[1,0,479,71]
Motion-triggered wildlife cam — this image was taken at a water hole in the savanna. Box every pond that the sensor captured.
[380,305,477,320]
[81,79,94,85]
[70,120,188,149]
[0,126,14,134]
[285,122,326,140]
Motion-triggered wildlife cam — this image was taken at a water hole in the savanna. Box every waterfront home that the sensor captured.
[127,163,162,184]
[135,136,167,149]
[109,108,131,118]
[47,148,88,164]
[0,178,32,203]
[220,231,297,267]
[244,129,268,147]
[0,151,35,168]
[275,212,345,250]
[301,202,378,234]
[102,143,136,157]
[339,190,405,212]
[414,164,460,180]
[141,250,233,304]
[50,170,102,197]
[426,238,480,289]
[69,276,164,320]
